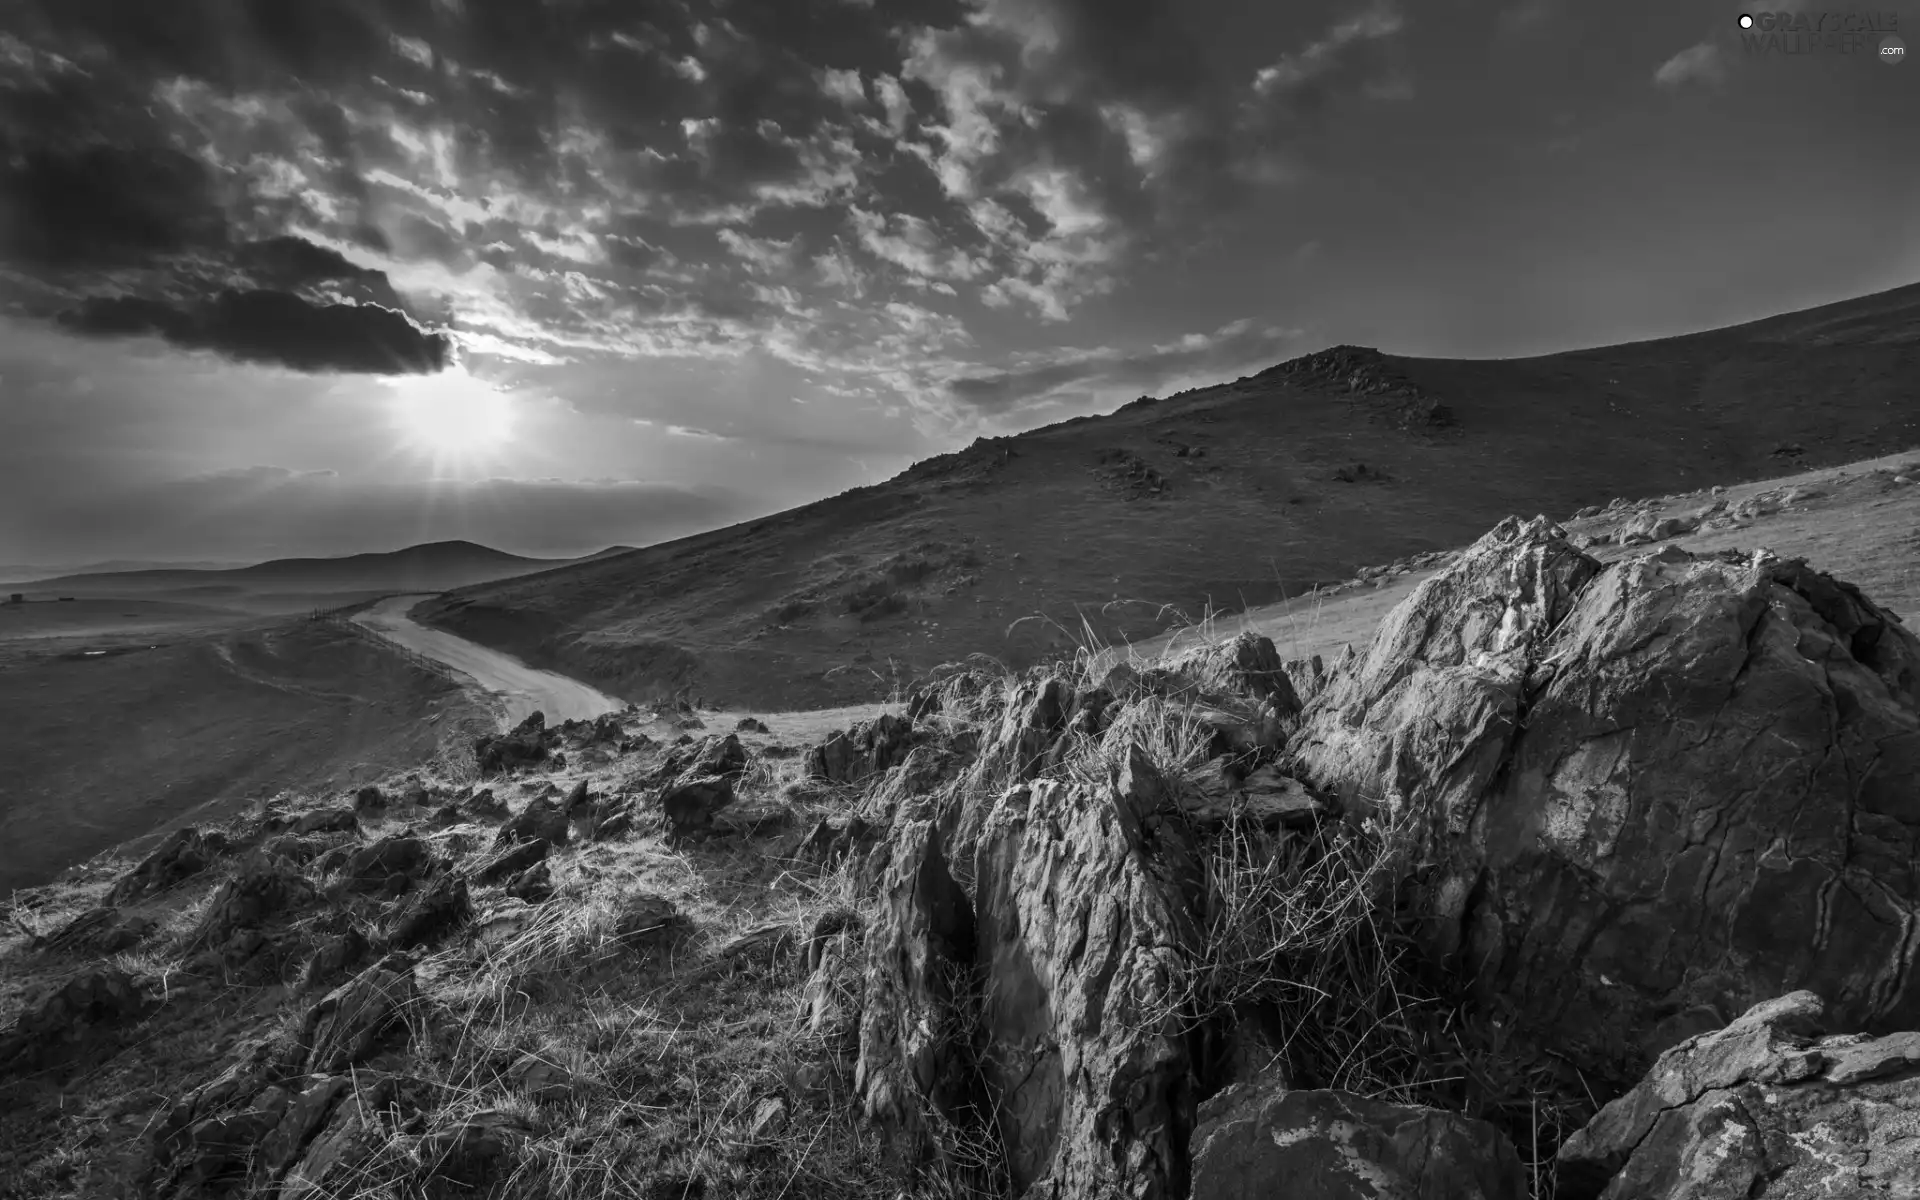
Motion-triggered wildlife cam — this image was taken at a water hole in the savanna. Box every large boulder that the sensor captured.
[106,826,229,905]
[854,748,1206,1198]
[1191,1078,1527,1200]
[1287,516,1920,1089]
[1557,990,1920,1199]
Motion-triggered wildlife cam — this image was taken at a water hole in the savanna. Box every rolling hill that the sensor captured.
[3,540,636,612]
[411,281,1920,711]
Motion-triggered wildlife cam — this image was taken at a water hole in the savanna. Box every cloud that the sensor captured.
[1251,7,1405,98]
[57,290,453,375]
[1653,42,1726,88]
[944,318,1305,413]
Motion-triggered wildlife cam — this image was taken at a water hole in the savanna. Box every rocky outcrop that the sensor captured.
[188,856,318,973]
[1191,1078,1527,1200]
[291,806,358,837]
[1162,631,1303,719]
[1287,516,1920,1089]
[473,710,558,774]
[1557,991,1920,1199]
[341,834,433,891]
[106,826,229,905]
[495,797,569,849]
[472,837,549,885]
[808,714,918,785]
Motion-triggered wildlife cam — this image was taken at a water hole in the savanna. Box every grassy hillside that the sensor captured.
[0,616,492,892]
[416,283,1920,711]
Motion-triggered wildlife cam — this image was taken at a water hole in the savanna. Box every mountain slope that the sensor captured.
[4,540,628,603]
[415,282,1920,710]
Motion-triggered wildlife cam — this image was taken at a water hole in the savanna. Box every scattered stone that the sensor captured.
[614,894,686,949]
[352,785,385,814]
[1191,1078,1526,1200]
[591,810,634,842]
[747,1096,789,1141]
[736,716,770,733]
[562,778,591,815]
[191,857,318,953]
[106,826,229,905]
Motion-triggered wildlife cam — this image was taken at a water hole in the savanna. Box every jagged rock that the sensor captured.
[1180,762,1326,830]
[106,826,228,905]
[793,814,880,870]
[1191,1079,1527,1200]
[352,785,385,813]
[280,1073,430,1200]
[712,798,794,838]
[1164,631,1304,718]
[258,1074,355,1180]
[972,676,1073,785]
[342,834,431,890]
[747,1095,789,1141]
[473,837,550,884]
[858,749,1205,1197]
[808,713,916,784]
[473,710,555,774]
[657,773,736,836]
[1558,991,1920,1199]
[191,857,317,952]
[298,954,418,1074]
[1282,655,1329,706]
[291,806,358,837]
[1619,512,1699,545]
[400,782,430,807]
[419,1110,532,1188]
[143,1037,304,1195]
[300,929,371,992]
[42,906,158,955]
[1288,516,1920,1090]
[505,861,554,903]
[385,874,471,950]
[0,965,153,1074]
[737,716,771,733]
[562,777,591,815]
[429,803,464,829]
[495,796,569,848]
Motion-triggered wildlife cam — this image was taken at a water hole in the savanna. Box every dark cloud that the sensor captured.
[0,144,229,269]
[946,320,1304,412]
[58,290,453,375]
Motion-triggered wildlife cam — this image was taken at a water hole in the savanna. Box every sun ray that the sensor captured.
[386,367,517,472]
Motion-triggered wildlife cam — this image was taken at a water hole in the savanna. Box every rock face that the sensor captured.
[1191,1077,1527,1200]
[1287,516,1920,1088]
[1162,631,1303,720]
[42,906,158,955]
[854,749,1206,1199]
[106,826,228,905]
[1557,991,1920,1200]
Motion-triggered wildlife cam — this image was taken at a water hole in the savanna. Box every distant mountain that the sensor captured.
[414,280,1920,711]
[0,558,250,578]
[3,540,627,601]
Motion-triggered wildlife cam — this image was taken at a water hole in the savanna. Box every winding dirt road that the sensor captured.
[353,594,624,727]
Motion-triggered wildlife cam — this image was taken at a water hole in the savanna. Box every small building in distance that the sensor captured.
[7,593,21,604]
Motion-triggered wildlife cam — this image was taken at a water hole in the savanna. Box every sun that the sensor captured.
[388,369,515,465]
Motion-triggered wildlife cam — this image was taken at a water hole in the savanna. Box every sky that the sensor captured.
[1,0,1915,566]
